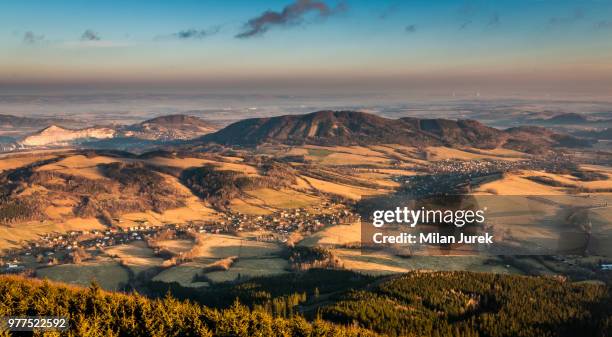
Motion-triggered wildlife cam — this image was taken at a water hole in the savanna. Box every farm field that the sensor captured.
[190,234,284,259]
[298,222,362,248]
[203,258,290,283]
[36,258,129,291]
[152,260,215,288]
[331,248,519,276]
[104,241,164,273]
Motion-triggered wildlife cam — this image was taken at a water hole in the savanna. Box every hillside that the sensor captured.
[320,271,611,337]
[0,274,374,337]
[400,117,504,148]
[202,110,425,146]
[0,158,187,226]
[0,270,609,336]
[201,110,592,152]
[121,114,217,141]
[20,125,115,146]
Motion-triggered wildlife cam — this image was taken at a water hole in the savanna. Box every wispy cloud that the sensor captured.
[405,24,417,33]
[548,9,584,25]
[63,39,129,49]
[379,3,399,20]
[594,20,612,29]
[236,0,346,39]
[487,13,500,27]
[23,31,44,44]
[457,3,477,17]
[162,27,221,40]
[459,20,472,30]
[80,29,101,41]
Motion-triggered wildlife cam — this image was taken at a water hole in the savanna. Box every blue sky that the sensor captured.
[1,0,612,93]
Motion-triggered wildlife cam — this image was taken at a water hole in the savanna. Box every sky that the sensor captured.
[1,0,612,95]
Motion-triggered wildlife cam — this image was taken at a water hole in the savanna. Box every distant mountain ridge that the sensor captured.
[4,111,594,154]
[201,110,594,153]
[120,114,216,141]
[10,114,216,150]
[530,113,590,125]
[0,114,79,129]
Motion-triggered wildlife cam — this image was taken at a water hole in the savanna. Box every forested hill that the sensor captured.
[1,271,610,337]
[0,275,374,337]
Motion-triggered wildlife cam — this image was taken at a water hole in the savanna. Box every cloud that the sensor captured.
[595,20,612,29]
[236,0,346,38]
[172,27,220,40]
[62,40,129,49]
[405,24,417,33]
[548,9,584,25]
[487,13,500,27]
[457,3,476,17]
[379,3,399,20]
[459,20,472,30]
[80,29,101,41]
[23,31,44,44]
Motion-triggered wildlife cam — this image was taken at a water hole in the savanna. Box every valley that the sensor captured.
[1,110,610,292]
[0,109,610,336]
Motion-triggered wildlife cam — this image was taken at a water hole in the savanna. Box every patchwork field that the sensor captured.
[204,258,289,283]
[189,234,284,259]
[229,198,274,215]
[242,188,320,210]
[104,241,164,273]
[474,172,565,195]
[152,260,215,288]
[333,249,520,276]
[301,176,383,200]
[298,222,362,248]
[36,258,130,291]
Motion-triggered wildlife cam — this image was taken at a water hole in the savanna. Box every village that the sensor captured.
[0,201,359,273]
[395,156,579,197]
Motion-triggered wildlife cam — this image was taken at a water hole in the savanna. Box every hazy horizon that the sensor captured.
[1,0,612,96]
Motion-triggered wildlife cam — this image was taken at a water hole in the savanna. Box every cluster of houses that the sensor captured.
[394,157,578,197]
[221,204,358,239]
[1,202,358,272]
[425,156,575,176]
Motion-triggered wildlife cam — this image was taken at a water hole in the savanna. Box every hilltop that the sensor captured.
[202,110,427,146]
[200,110,593,153]
[120,114,217,141]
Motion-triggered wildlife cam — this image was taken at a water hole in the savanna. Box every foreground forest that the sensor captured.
[1,271,610,337]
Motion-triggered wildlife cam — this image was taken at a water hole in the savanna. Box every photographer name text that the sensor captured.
[372,232,493,245]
